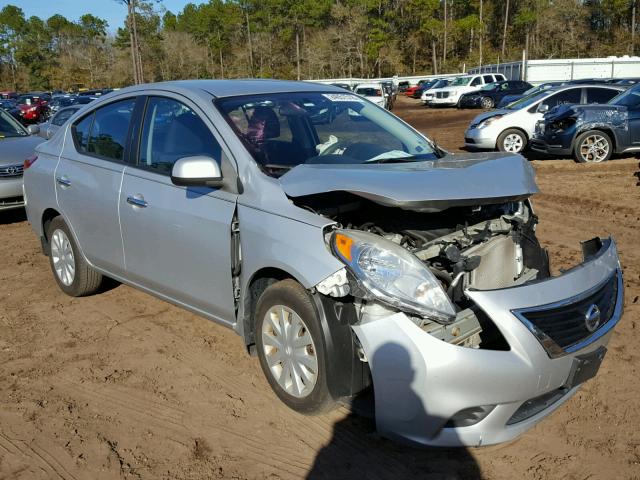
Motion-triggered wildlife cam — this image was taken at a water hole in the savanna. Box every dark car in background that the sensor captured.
[0,99,23,122]
[531,83,640,163]
[459,80,532,109]
[0,91,18,100]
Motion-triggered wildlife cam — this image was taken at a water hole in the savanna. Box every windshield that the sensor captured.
[610,85,640,107]
[216,92,438,176]
[355,87,381,97]
[431,79,450,89]
[0,109,26,137]
[17,95,38,105]
[450,77,473,86]
[505,90,548,110]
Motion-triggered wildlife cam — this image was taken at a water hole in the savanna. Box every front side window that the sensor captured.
[216,92,438,177]
[471,77,483,86]
[138,97,222,175]
[0,110,26,137]
[86,99,136,161]
[483,75,494,84]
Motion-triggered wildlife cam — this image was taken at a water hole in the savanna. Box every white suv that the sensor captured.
[354,83,387,109]
[429,74,506,107]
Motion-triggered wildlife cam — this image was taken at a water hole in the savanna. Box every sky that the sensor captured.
[0,0,206,33]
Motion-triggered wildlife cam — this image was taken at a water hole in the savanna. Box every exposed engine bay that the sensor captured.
[296,191,551,351]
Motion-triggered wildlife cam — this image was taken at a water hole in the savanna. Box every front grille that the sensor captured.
[516,272,618,355]
[436,92,449,99]
[0,163,24,178]
[0,195,24,207]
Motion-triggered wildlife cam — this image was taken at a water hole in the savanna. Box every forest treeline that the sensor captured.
[0,0,638,90]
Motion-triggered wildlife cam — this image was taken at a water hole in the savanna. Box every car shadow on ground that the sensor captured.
[307,342,481,479]
[0,208,27,225]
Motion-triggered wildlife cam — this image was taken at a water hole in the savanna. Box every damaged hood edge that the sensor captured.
[280,152,539,213]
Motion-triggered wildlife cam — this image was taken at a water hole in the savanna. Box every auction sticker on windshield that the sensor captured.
[322,93,363,102]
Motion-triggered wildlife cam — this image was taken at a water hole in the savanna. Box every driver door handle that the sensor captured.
[126,194,148,208]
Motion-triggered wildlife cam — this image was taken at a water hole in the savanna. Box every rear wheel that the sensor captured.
[46,216,103,296]
[255,279,336,414]
[573,130,613,163]
[481,96,494,109]
[497,128,527,153]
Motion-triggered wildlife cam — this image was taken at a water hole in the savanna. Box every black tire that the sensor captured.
[255,279,336,415]
[46,216,103,297]
[497,128,527,153]
[481,96,494,109]
[573,130,613,163]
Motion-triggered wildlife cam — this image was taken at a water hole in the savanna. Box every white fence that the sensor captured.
[312,56,640,87]
[469,56,640,84]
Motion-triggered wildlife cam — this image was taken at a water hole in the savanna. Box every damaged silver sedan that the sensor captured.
[24,80,624,447]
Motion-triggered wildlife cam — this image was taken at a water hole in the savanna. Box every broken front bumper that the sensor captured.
[352,238,623,447]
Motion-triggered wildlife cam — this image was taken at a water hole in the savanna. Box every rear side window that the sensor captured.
[586,88,619,104]
[483,75,494,84]
[546,89,582,107]
[87,99,136,161]
[73,114,93,151]
[138,97,222,175]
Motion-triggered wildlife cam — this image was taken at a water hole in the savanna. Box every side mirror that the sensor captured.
[538,103,550,114]
[170,156,223,188]
[27,125,39,135]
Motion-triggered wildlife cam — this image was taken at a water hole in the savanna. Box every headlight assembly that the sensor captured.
[330,229,456,323]
[477,115,503,129]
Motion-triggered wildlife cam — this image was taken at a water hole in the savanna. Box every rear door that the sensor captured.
[55,97,137,275]
[119,94,237,324]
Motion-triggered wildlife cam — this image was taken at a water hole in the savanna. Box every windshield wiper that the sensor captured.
[365,155,417,164]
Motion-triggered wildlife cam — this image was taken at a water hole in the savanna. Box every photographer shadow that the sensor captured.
[307,342,482,479]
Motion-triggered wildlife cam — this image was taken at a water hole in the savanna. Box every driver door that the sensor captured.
[119,95,238,324]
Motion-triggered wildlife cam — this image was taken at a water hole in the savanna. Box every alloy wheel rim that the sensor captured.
[503,133,524,152]
[580,135,609,163]
[51,229,75,286]
[261,305,318,398]
[482,97,493,108]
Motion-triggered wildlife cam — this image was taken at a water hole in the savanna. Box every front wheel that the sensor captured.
[573,130,613,163]
[497,128,527,153]
[255,279,336,414]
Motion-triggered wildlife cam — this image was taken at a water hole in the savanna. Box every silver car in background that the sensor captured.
[37,105,83,139]
[0,109,44,211]
[24,80,624,447]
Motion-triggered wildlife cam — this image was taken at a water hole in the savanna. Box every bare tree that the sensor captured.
[479,0,483,67]
[501,0,510,59]
[116,0,144,84]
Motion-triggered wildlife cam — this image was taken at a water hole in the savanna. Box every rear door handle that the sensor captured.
[126,194,148,208]
[56,176,71,187]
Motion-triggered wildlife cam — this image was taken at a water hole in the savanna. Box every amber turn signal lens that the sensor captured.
[334,233,354,262]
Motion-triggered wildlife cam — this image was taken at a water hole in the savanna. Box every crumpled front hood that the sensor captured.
[280,152,538,212]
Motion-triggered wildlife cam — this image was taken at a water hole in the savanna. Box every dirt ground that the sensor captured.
[1,96,639,480]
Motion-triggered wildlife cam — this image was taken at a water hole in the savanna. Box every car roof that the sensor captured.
[114,79,344,99]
